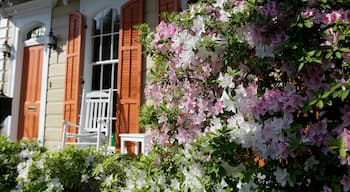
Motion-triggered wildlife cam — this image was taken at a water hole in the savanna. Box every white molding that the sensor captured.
[7,1,52,144]
[24,36,47,47]
[62,0,70,6]
[2,0,57,18]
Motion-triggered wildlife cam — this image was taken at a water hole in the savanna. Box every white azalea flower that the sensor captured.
[192,16,205,34]
[221,90,236,112]
[81,174,89,183]
[218,73,235,89]
[45,178,64,192]
[273,167,289,187]
[214,0,225,8]
[36,159,45,169]
[304,156,320,171]
[208,117,222,132]
[171,178,180,190]
[17,159,33,181]
[237,180,257,192]
[19,149,33,159]
[183,163,204,191]
[84,153,94,168]
[255,43,275,58]
[105,174,113,187]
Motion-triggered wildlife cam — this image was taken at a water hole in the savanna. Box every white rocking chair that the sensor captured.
[61,89,113,149]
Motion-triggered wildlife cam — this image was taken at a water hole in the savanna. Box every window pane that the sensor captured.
[92,37,100,62]
[113,34,119,59]
[27,26,46,40]
[113,64,117,89]
[113,9,120,32]
[93,14,102,35]
[103,9,112,34]
[91,65,101,90]
[102,64,112,89]
[102,35,111,60]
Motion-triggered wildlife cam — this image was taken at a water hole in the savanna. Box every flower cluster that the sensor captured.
[140,0,350,191]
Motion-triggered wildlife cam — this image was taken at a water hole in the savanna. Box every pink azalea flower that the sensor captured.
[340,105,350,128]
[341,9,350,23]
[307,119,329,147]
[210,99,224,116]
[258,1,278,17]
[322,185,332,192]
[342,129,350,151]
[341,175,350,192]
[322,11,342,25]
[301,8,316,19]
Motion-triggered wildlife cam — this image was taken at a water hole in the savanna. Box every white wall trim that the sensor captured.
[2,0,57,18]
[6,0,53,145]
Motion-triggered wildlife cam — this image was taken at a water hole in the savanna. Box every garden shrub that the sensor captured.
[14,145,132,192]
[139,0,350,191]
[0,136,45,191]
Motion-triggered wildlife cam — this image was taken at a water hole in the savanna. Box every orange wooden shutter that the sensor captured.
[117,0,143,138]
[63,12,84,133]
[158,0,179,22]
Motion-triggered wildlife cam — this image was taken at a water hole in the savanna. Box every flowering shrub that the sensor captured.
[0,136,45,191]
[13,145,132,192]
[140,0,350,191]
[0,137,228,191]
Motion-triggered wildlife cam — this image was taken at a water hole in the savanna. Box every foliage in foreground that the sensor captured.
[0,136,231,192]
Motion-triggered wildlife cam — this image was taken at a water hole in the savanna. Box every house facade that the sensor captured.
[0,0,188,150]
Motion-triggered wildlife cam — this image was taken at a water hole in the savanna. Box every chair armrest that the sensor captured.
[62,120,79,128]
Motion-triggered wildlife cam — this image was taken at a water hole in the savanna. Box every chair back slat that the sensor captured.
[81,90,112,133]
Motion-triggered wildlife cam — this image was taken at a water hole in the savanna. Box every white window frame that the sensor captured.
[90,8,119,92]
[80,0,126,92]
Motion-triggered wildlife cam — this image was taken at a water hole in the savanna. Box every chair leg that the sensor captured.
[135,142,139,155]
[121,138,126,154]
[97,127,101,149]
[141,139,145,154]
[61,124,67,149]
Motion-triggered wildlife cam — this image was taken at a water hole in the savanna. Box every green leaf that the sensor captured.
[316,100,324,109]
[339,47,350,52]
[321,91,330,99]
[308,99,318,106]
[315,50,322,57]
[298,62,305,72]
[307,50,316,56]
[335,51,342,59]
[341,89,349,101]
[304,20,312,28]
[340,138,346,158]
[325,51,333,59]
[330,83,341,92]
[313,59,322,64]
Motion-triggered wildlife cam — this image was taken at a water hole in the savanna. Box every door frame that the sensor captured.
[18,43,45,140]
[5,0,55,144]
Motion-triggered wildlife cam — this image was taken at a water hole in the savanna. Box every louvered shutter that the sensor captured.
[117,0,143,139]
[158,0,179,22]
[63,12,84,136]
